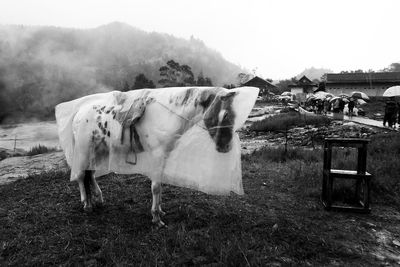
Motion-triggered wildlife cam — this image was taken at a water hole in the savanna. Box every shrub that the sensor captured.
[27,144,58,156]
[0,150,8,161]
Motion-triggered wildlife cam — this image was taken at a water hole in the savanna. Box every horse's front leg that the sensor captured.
[151,180,165,227]
[158,185,166,216]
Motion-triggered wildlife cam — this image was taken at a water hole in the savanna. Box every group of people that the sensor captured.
[307,97,357,117]
[383,96,400,128]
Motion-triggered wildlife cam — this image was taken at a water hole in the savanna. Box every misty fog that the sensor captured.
[0,22,242,123]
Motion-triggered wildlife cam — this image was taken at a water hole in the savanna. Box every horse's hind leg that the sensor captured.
[82,170,93,211]
[76,171,92,211]
[89,171,104,206]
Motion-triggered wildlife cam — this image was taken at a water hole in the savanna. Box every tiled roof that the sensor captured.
[243,76,277,88]
[326,72,400,83]
[288,75,317,87]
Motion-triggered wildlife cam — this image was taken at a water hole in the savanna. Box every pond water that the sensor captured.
[0,121,59,151]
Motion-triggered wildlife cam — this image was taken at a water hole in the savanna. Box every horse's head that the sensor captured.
[202,91,237,153]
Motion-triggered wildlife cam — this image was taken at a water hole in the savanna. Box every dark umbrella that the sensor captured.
[350,91,370,101]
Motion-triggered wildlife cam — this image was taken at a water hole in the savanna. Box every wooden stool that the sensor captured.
[321,138,372,213]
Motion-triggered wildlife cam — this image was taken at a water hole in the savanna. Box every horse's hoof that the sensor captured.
[157,220,167,228]
[158,210,166,216]
[83,203,93,212]
[95,201,104,208]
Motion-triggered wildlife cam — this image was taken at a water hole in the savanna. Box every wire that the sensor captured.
[154,100,234,131]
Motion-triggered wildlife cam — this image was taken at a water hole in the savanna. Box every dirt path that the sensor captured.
[331,113,394,130]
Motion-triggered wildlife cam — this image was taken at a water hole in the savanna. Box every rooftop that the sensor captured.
[326,72,400,83]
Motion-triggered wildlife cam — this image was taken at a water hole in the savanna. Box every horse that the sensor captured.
[55,86,258,226]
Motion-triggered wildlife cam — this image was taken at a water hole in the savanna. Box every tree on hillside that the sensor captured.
[121,81,130,92]
[196,71,213,86]
[275,78,295,94]
[204,77,213,86]
[181,64,195,85]
[317,81,326,91]
[236,73,252,86]
[340,69,364,74]
[197,72,206,86]
[159,60,195,87]
[382,63,400,72]
[223,84,236,89]
[132,73,155,89]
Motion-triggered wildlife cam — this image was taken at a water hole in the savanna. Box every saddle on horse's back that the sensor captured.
[115,93,147,164]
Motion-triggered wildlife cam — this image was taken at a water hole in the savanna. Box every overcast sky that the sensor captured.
[1,0,399,80]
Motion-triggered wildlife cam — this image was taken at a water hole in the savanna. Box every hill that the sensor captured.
[0,22,243,123]
[296,67,333,81]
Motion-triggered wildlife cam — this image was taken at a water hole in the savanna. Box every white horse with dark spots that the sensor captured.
[55,86,258,226]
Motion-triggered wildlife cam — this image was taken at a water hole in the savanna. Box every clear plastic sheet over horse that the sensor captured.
[55,86,259,195]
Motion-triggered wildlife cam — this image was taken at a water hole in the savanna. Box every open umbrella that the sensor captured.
[329,96,340,103]
[314,91,334,100]
[281,91,292,96]
[356,99,367,105]
[330,97,348,104]
[339,93,350,99]
[350,91,370,101]
[383,86,400,97]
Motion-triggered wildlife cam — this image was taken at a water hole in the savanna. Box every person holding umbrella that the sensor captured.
[397,102,400,128]
[383,96,397,128]
[348,97,355,118]
[383,86,400,128]
[323,99,330,115]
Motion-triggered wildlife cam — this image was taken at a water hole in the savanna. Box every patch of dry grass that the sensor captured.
[27,144,58,156]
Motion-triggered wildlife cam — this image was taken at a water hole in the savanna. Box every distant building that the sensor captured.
[289,75,318,102]
[325,72,400,96]
[242,76,277,95]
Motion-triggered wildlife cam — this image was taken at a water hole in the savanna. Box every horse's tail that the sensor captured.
[55,99,80,167]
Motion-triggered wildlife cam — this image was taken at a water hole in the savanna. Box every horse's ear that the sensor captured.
[220,91,237,101]
[230,87,259,130]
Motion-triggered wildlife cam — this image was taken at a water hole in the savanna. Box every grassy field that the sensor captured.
[1,134,400,266]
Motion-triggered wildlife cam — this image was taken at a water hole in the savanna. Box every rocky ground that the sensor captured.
[0,151,67,185]
[240,120,389,154]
